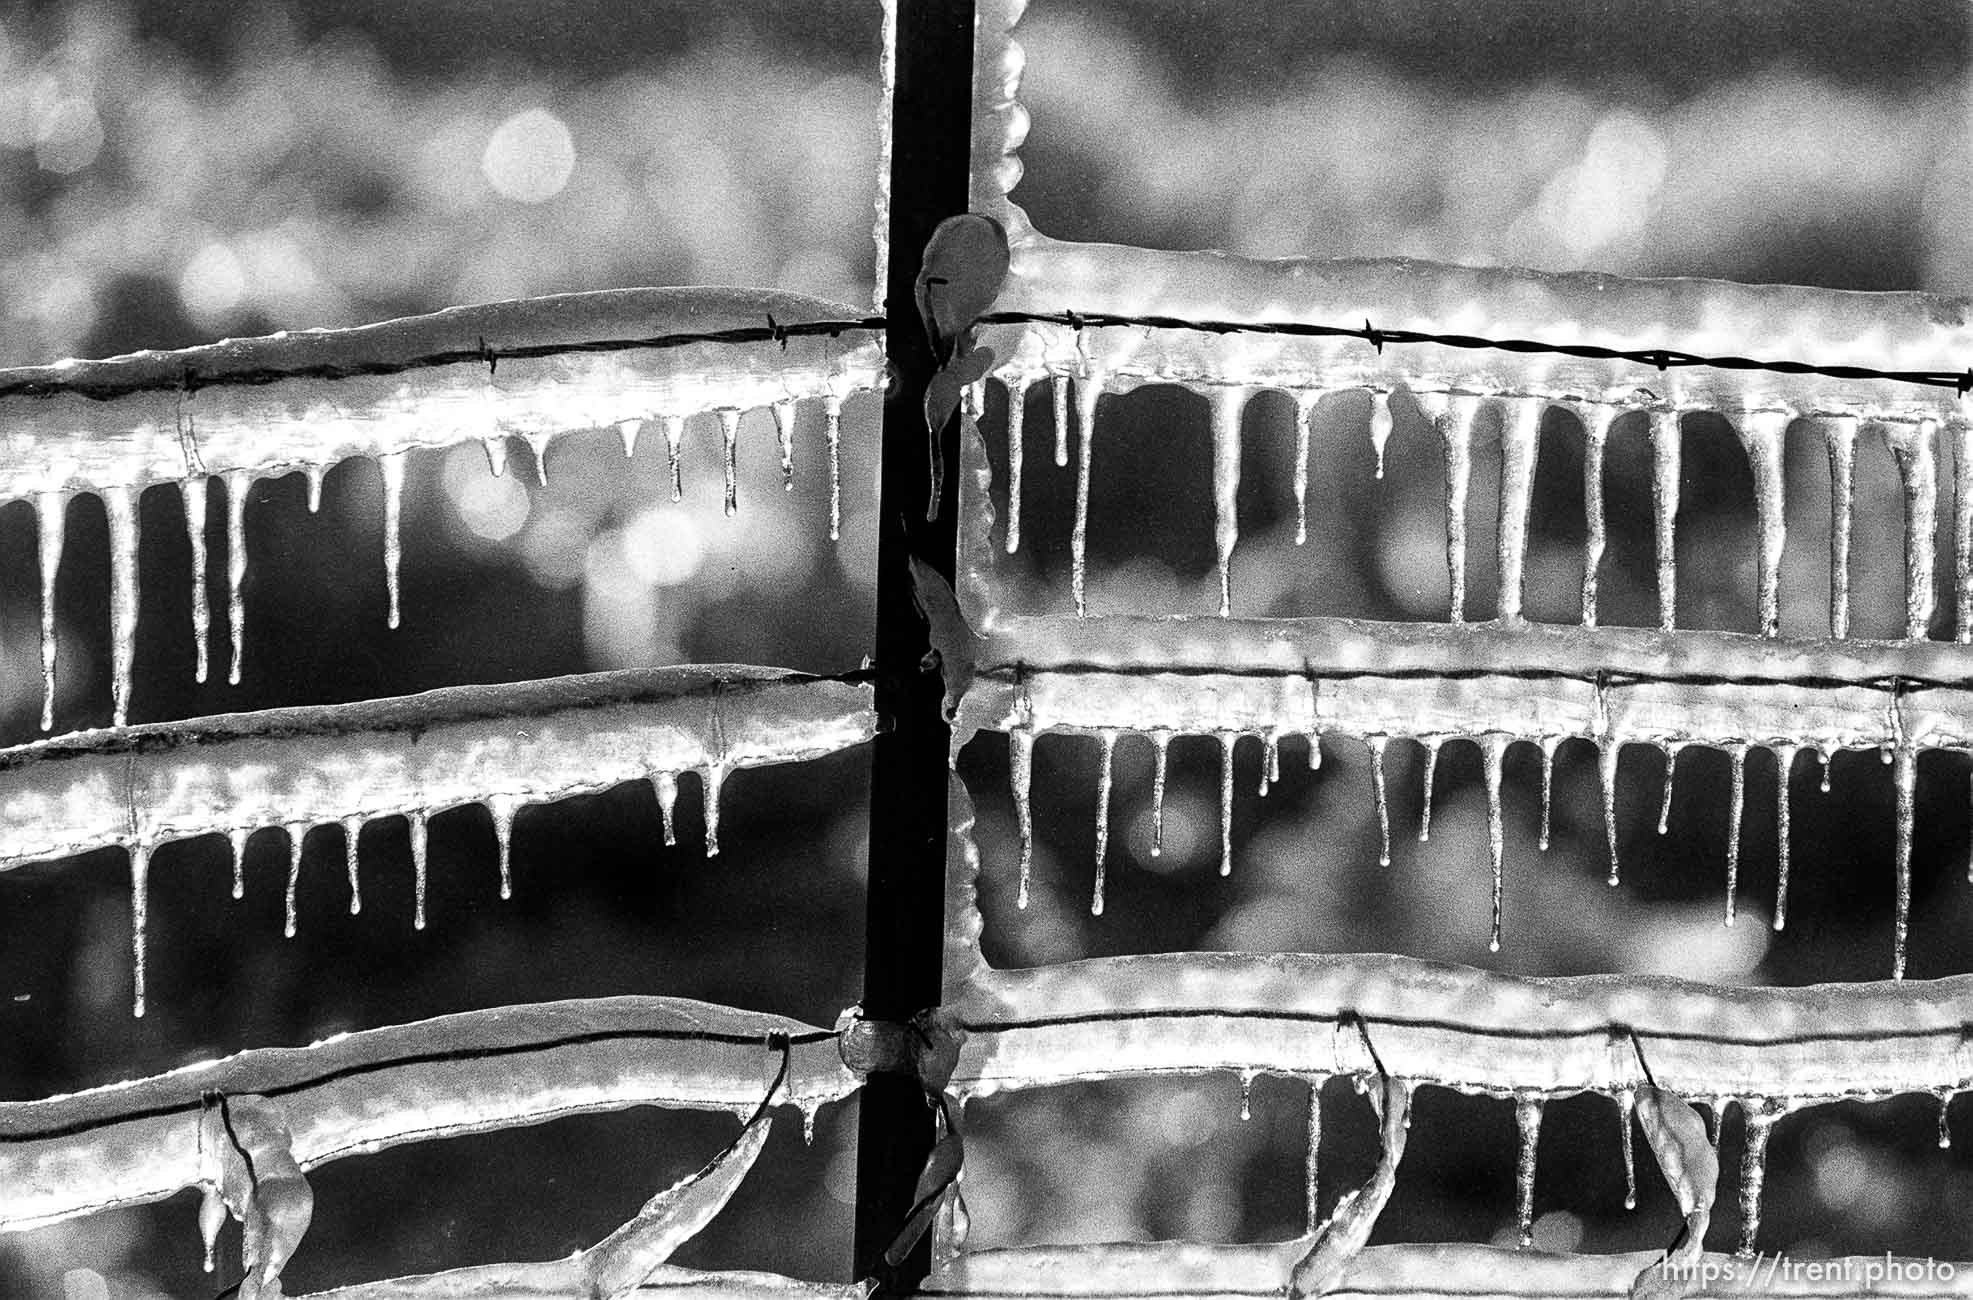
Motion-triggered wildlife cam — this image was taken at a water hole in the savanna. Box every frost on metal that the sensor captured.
[0,995,854,1233]
[0,664,874,1015]
[0,287,884,729]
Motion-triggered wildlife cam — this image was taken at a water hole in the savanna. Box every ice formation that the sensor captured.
[0,287,884,729]
[0,995,854,1232]
[0,665,873,1015]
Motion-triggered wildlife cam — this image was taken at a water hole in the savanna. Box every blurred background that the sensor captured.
[0,0,1969,1296]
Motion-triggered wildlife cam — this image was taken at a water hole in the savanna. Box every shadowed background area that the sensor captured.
[0,1,1968,1296]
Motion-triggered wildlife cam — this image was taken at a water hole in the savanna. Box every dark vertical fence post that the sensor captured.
[855,0,976,1291]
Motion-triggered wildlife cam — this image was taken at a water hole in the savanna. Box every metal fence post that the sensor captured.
[855,0,976,1291]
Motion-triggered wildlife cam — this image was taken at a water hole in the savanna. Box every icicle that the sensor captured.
[1732,412,1788,638]
[1617,1087,1638,1210]
[1368,736,1391,867]
[37,491,66,733]
[1304,1076,1323,1234]
[1367,389,1393,480]
[408,811,428,931]
[1212,387,1247,617]
[1537,737,1558,852]
[1071,372,1102,616]
[652,770,680,847]
[483,435,509,478]
[379,450,407,631]
[1238,1071,1255,1122]
[1484,735,1507,952]
[1601,738,1622,886]
[1497,398,1542,624]
[1263,732,1281,792]
[1012,728,1035,907]
[1580,405,1613,626]
[1819,745,1834,793]
[1150,731,1170,857]
[1419,737,1441,842]
[341,817,362,915]
[304,464,324,513]
[1939,1090,1955,1149]
[1294,391,1319,545]
[1955,416,1973,643]
[719,409,741,517]
[801,1101,818,1147]
[1004,379,1028,553]
[488,796,517,900]
[103,485,139,728]
[229,827,249,901]
[619,418,643,459]
[1774,746,1796,931]
[224,470,249,686]
[1738,1101,1778,1257]
[1514,1095,1543,1249]
[1894,741,1916,979]
[1658,742,1681,834]
[526,432,553,487]
[1436,394,1476,622]
[702,763,726,857]
[1219,732,1237,877]
[1884,418,1940,640]
[283,824,306,939]
[1051,372,1069,468]
[129,841,150,1018]
[1651,408,1682,630]
[181,477,210,685]
[199,1183,225,1273]
[1825,416,1858,638]
[1092,730,1116,916]
[661,414,687,503]
[1724,745,1746,926]
[771,402,796,491]
[824,397,842,541]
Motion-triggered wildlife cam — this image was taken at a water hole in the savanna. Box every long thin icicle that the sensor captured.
[225,469,249,685]
[1617,1087,1638,1210]
[1428,394,1477,623]
[1774,745,1796,932]
[1651,408,1682,630]
[1894,743,1916,979]
[181,477,210,685]
[1497,399,1542,624]
[1368,389,1393,480]
[103,485,139,729]
[1733,412,1789,638]
[1955,418,1973,643]
[1658,742,1681,834]
[1012,728,1035,909]
[1537,737,1557,852]
[1369,736,1391,867]
[380,450,407,630]
[1738,1100,1780,1257]
[1419,737,1441,842]
[662,414,686,504]
[408,810,429,932]
[342,817,362,915]
[771,402,795,491]
[37,491,65,733]
[1825,415,1857,638]
[1294,391,1319,545]
[1219,731,1236,877]
[1579,405,1613,627]
[1212,388,1246,618]
[1724,744,1747,926]
[1004,378,1028,553]
[1071,372,1102,616]
[1884,418,1939,641]
[719,410,741,517]
[1305,1076,1323,1234]
[128,842,150,1018]
[1484,734,1507,952]
[1052,372,1069,468]
[1088,731,1116,916]
[1514,1095,1543,1249]
[1150,731,1169,857]
[1600,738,1621,886]
[284,824,306,939]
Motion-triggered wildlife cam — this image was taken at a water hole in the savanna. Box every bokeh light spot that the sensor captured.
[481,108,575,203]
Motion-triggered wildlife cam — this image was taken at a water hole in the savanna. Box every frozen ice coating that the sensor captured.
[0,996,855,1232]
[923,1241,1973,1300]
[0,665,872,1011]
[181,477,210,685]
[198,1093,314,1300]
[1212,387,1245,617]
